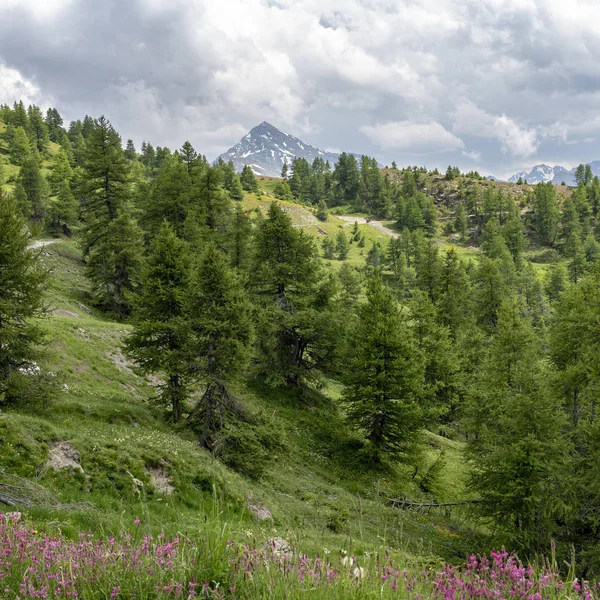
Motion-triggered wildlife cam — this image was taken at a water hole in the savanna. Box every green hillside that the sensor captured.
[3,238,478,563]
[2,103,600,598]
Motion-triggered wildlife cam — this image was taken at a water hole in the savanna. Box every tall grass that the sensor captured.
[1,511,597,599]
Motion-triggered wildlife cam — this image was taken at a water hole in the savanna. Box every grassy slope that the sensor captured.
[2,235,480,565]
[8,160,565,565]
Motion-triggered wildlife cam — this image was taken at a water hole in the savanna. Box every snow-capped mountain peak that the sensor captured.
[216,122,356,177]
[507,162,600,186]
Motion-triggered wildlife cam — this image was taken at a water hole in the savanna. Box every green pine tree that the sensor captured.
[252,202,339,387]
[342,275,424,463]
[124,222,192,423]
[465,296,569,551]
[316,198,328,221]
[9,125,31,165]
[335,229,349,260]
[17,152,48,223]
[454,203,468,240]
[240,165,259,192]
[185,244,253,448]
[0,191,47,406]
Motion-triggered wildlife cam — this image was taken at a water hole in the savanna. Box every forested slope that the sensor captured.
[2,101,600,597]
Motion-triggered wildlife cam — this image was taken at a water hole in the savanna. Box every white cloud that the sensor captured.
[451,100,539,158]
[462,149,482,162]
[4,0,600,170]
[0,0,72,21]
[0,63,44,107]
[360,121,464,154]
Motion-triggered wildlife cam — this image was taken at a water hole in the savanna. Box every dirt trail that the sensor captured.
[28,240,57,250]
[337,216,399,238]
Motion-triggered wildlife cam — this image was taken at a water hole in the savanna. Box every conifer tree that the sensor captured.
[72,132,87,166]
[465,296,569,551]
[409,291,460,423]
[180,141,198,174]
[252,202,339,387]
[80,116,142,315]
[85,209,143,316]
[124,139,137,160]
[45,108,64,142]
[473,256,508,330]
[26,105,50,154]
[0,191,47,405]
[230,205,253,272]
[124,222,191,423]
[316,198,328,221]
[342,275,424,463]
[454,203,468,240]
[438,248,472,337]
[12,101,29,129]
[322,236,335,259]
[17,152,48,222]
[335,229,349,260]
[47,149,77,230]
[142,155,191,237]
[185,166,232,247]
[544,263,568,303]
[533,182,560,246]
[240,165,259,192]
[185,244,253,448]
[9,126,31,165]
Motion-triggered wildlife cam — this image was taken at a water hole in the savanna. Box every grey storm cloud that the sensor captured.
[2,0,600,178]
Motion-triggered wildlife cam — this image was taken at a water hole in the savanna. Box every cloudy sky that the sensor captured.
[1,0,599,179]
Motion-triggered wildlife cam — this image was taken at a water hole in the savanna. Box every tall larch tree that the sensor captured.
[342,275,424,463]
[80,116,143,315]
[124,222,192,423]
[0,191,47,406]
[185,244,253,448]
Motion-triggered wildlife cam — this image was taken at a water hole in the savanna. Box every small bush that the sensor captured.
[214,420,283,480]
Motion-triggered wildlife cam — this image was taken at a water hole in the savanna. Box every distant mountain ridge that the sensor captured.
[217,121,364,177]
[507,161,600,185]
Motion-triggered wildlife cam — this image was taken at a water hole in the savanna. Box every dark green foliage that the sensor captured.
[80,116,142,315]
[141,154,191,237]
[544,263,568,303]
[186,245,253,447]
[322,236,335,260]
[214,417,282,479]
[445,166,460,180]
[124,222,192,423]
[366,241,386,269]
[454,203,468,240]
[124,139,136,160]
[273,180,293,201]
[533,182,560,246]
[47,149,77,229]
[230,205,253,272]
[465,297,569,551]
[0,191,48,406]
[342,275,424,463]
[240,165,259,192]
[316,198,328,221]
[335,229,349,260]
[85,209,144,316]
[17,152,48,222]
[9,125,32,165]
[26,105,50,154]
[45,108,64,142]
[252,203,340,387]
